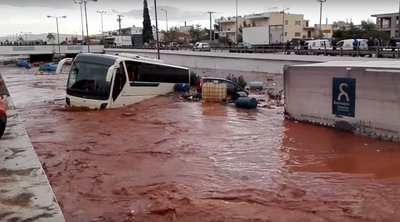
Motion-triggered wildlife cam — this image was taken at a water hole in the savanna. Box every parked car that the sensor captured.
[198,77,248,100]
[166,42,179,50]
[235,42,254,53]
[193,42,211,52]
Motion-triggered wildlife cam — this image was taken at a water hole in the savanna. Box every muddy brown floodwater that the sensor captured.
[2,66,400,222]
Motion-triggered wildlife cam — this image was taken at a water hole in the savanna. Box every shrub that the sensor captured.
[226,74,246,88]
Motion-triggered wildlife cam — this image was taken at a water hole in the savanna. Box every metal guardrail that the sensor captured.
[106,45,400,58]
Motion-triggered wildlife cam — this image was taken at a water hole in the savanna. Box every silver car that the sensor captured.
[193,42,211,52]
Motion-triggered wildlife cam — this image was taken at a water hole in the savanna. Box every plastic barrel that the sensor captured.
[174,83,190,92]
[235,97,258,109]
[249,82,264,90]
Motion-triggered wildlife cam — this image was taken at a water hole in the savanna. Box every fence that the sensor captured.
[106,44,400,58]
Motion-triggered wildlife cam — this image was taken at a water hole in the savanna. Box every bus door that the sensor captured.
[111,62,127,102]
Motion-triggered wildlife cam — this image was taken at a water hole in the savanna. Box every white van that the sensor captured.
[304,39,331,50]
[336,39,368,50]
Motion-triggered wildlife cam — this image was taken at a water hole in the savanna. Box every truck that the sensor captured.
[242,27,270,45]
[284,61,400,142]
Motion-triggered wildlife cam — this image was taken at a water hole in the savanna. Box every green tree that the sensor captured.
[47,33,55,44]
[142,0,154,44]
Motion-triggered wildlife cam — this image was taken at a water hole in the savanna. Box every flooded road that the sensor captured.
[2,66,400,222]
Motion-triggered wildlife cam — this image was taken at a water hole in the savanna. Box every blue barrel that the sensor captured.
[249,82,264,90]
[174,83,190,92]
[235,97,258,109]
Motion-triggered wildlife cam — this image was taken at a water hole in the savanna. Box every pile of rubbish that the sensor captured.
[173,80,284,110]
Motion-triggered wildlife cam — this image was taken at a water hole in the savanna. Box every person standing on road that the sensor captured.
[0,96,8,138]
[367,37,375,57]
[352,38,359,57]
[389,37,397,58]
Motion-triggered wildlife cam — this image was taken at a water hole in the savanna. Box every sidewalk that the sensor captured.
[0,77,64,222]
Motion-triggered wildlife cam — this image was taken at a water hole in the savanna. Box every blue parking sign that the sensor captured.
[332,78,356,117]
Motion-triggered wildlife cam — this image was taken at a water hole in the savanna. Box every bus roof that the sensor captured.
[75,53,189,71]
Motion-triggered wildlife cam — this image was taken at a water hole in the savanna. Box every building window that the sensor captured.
[285,20,288,25]
[295,21,301,26]
[285,32,287,36]
[295,32,301,37]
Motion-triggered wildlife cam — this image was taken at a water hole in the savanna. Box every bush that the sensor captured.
[226,74,246,88]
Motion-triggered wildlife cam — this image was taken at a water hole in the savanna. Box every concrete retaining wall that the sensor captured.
[284,62,400,141]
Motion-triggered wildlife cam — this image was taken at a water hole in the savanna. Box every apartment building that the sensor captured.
[372,12,399,37]
[215,12,316,44]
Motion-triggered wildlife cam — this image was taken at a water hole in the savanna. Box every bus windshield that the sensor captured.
[67,62,111,100]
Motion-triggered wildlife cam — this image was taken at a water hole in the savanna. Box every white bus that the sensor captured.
[57,53,190,109]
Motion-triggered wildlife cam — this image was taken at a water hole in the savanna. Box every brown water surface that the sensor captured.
[2,66,400,222]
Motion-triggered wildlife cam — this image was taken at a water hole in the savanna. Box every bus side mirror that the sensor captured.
[106,66,115,82]
[56,58,73,74]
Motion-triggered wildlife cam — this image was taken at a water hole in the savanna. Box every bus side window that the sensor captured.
[124,61,140,83]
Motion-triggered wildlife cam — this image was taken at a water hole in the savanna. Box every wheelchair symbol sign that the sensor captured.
[332,78,356,117]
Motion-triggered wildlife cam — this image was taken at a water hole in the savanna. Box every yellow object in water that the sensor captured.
[202,82,227,102]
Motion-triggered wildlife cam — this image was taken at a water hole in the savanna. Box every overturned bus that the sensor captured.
[57,53,190,109]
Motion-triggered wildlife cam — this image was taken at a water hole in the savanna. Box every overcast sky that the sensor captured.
[0,0,398,39]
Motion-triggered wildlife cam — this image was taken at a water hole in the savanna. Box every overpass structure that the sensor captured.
[0,45,104,56]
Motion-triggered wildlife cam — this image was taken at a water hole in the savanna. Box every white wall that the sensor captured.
[285,66,400,141]
[0,45,104,55]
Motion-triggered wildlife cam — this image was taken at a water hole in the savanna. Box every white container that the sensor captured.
[284,61,400,141]
[202,82,227,102]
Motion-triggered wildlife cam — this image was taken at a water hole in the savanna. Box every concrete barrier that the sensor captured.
[0,78,65,221]
[0,45,104,55]
[284,61,400,141]
[104,48,394,74]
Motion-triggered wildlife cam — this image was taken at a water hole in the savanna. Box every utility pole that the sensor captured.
[117,14,124,35]
[317,0,327,38]
[73,0,85,41]
[398,0,400,37]
[235,0,238,44]
[207,11,216,41]
[154,0,160,59]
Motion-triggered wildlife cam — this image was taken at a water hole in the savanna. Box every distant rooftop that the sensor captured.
[371,12,399,17]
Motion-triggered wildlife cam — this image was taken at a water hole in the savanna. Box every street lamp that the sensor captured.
[73,0,85,41]
[47,15,66,54]
[74,0,98,52]
[154,0,160,59]
[282,8,289,43]
[97,11,107,43]
[161,9,168,32]
[317,0,327,38]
